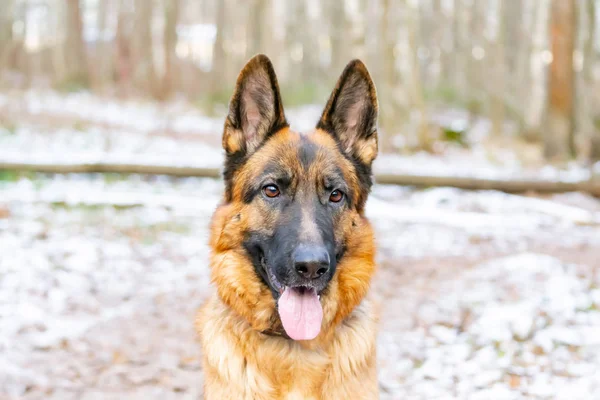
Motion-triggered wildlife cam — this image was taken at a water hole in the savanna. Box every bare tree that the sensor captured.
[50,0,67,84]
[434,0,454,87]
[246,0,267,59]
[512,0,535,135]
[452,0,468,101]
[90,0,114,90]
[378,0,397,153]
[407,0,432,151]
[132,0,157,95]
[467,0,486,118]
[116,0,133,96]
[210,0,227,97]
[490,0,505,138]
[544,0,577,161]
[161,0,180,100]
[286,0,319,84]
[327,0,349,79]
[0,0,14,75]
[65,0,89,85]
[583,0,600,162]
[94,0,113,91]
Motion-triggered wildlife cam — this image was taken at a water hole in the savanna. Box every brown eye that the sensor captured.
[263,184,280,198]
[329,190,344,203]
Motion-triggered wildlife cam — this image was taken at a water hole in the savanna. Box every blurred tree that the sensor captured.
[286,0,319,85]
[65,0,89,86]
[512,1,535,136]
[12,0,30,87]
[434,0,453,88]
[407,0,432,151]
[467,0,485,119]
[489,0,505,138]
[51,0,67,84]
[544,0,577,161]
[452,0,467,102]
[584,0,600,162]
[160,0,180,100]
[327,0,349,79]
[94,0,113,91]
[116,0,133,96]
[523,0,550,142]
[0,0,14,75]
[133,0,157,96]
[210,0,227,98]
[1,0,599,166]
[246,0,267,59]
[378,0,400,153]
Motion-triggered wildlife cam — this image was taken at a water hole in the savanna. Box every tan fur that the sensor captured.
[197,55,379,399]
[197,294,378,399]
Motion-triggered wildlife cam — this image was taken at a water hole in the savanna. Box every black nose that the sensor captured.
[293,245,330,280]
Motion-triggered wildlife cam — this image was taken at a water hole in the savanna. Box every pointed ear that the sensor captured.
[223,54,287,157]
[317,60,378,166]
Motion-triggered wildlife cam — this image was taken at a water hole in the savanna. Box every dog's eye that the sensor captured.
[263,184,280,198]
[329,190,344,203]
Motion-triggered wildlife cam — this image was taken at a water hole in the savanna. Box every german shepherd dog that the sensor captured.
[197,54,379,399]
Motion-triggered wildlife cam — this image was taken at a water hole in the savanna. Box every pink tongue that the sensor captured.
[278,287,323,341]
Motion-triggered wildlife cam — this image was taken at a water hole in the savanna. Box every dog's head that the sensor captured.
[210,54,377,342]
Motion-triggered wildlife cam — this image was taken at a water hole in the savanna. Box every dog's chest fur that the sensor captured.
[197,295,379,399]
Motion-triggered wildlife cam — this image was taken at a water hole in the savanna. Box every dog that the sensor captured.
[197,54,379,399]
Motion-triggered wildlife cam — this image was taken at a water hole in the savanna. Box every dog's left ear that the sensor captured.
[223,54,287,157]
[317,60,378,166]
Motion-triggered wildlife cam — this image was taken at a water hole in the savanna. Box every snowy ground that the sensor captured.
[1,90,598,181]
[1,174,600,399]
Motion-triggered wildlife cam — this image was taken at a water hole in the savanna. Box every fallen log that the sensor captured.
[1,161,599,196]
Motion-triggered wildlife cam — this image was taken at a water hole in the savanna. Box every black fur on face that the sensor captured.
[241,139,349,299]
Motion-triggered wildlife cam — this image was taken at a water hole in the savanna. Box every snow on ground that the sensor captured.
[1,90,596,182]
[378,253,600,400]
[1,175,599,399]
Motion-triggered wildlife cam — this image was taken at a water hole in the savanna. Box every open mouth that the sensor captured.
[259,254,324,341]
[290,285,321,299]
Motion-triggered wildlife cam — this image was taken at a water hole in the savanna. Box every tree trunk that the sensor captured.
[435,0,453,87]
[514,1,534,135]
[285,0,319,84]
[490,0,505,138]
[51,0,67,84]
[246,0,267,59]
[94,0,113,91]
[12,0,30,87]
[0,0,14,75]
[161,0,180,100]
[466,0,485,119]
[407,1,432,151]
[210,0,227,97]
[133,0,157,96]
[523,0,551,142]
[116,0,133,97]
[452,0,466,101]
[544,0,577,161]
[584,0,600,162]
[65,0,89,86]
[378,0,399,153]
[328,0,349,78]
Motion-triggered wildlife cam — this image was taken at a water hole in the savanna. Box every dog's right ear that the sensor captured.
[222,54,287,158]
